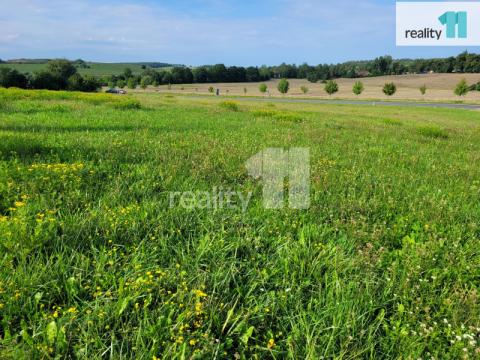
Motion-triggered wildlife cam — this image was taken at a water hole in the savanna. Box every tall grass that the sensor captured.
[0,90,478,359]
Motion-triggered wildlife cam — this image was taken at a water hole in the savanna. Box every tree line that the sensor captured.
[104,64,272,89]
[2,52,480,92]
[269,52,480,82]
[0,60,100,91]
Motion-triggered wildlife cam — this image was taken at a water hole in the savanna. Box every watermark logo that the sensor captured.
[397,2,480,46]
[169,147,311,211]
[246,148,310,209]
[439,11,467,39]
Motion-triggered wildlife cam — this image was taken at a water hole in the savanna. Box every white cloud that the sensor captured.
[0,0,401,64]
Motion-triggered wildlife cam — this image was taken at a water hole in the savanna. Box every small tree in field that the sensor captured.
[140,76,151,90]
[300,85,309,94]
[127,78,137,89]
[325,80,338,96]
[420,84,427,96]
[454,79,469,97]
[353,81,364,96]
[208,86,214,94]
[244,87,247,95]
[259,83,268,94]
[117,80,126,89]
[278,79,289,94]
[383,82,396,96]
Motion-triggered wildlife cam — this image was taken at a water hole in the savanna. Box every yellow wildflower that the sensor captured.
[194,289,208,298]
[267,338,276,349]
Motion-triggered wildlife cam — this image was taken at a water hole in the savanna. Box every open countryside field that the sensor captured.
[0,63,170,77]
[149,73,480,103]
[0,88,479,359]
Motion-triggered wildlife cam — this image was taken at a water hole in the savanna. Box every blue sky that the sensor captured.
[0,0,478,65]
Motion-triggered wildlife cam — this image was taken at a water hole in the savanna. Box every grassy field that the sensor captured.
[0,89,479,359]
[149,74,480,103]
[0,63,167,77]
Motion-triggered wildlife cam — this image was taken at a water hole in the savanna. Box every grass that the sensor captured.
[218,100,240,112]
[417,126,449,139]
[0,89,479,359]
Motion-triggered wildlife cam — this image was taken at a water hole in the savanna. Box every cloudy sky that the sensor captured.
[0,0,477,65]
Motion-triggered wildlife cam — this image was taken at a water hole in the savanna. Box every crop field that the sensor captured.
[0,89,479,359]
[150,73,480,103]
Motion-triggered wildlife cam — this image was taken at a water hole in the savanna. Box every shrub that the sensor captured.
[208,86,214,93]
[353,81,364,96]
[219,100,239,111]
[117,80,126,89]
[383,82,396,96]
[277,79,289,94]
[454,79,469,97]
[243,87,247,95]
[420,84,427,95]
[325,80,339,95]
[259,83,268,93]
[300,86,309,94]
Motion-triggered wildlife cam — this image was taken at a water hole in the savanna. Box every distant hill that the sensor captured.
[0,59,182,77]
[5,58,51,64]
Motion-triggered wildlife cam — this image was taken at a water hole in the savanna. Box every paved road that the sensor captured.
[191,96,480,110]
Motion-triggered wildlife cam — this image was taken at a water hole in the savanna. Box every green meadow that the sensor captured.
[0,63,165,77]
[0,89,479,359]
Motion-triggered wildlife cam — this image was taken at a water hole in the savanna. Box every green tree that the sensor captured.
[259,83,268,94]
[127,78,137,89]
[0,68,28,88]
[140,76,151,89]
[67,73,84,91]
[353,81,364,96]
[325,80,339,96]
[46,59,77,81]
[208,86,214,93]
[454,79,469,96]
[307,72,319,83]
[123,68,133,79]
[420,84,427,95]
[277,79,289,94]
[383,82,397,96]
[300,85,309,94]
[31,71,62,90]
[117,80,126,89]
[81,75,101,92]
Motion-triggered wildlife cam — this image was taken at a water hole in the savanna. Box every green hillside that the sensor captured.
[0,61,175,77]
